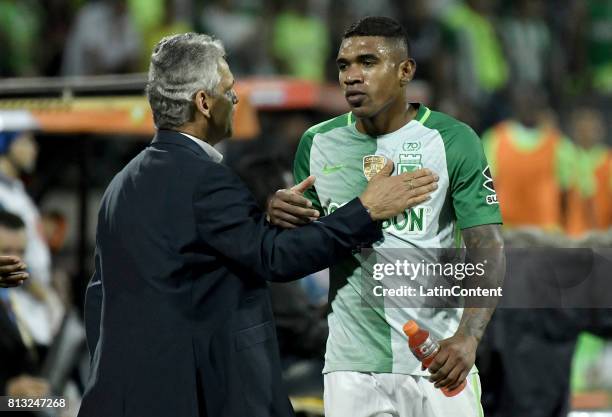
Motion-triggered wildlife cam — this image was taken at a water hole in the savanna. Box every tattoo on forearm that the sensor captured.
[458,308,494,342]
[462,224,504,249]
[457,224,506,342]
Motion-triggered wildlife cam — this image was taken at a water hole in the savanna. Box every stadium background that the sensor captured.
[0,0,611,416]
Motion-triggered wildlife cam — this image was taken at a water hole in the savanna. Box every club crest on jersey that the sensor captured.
[482,166,498,205]
[397,153,423,174]
[363,155,387,181]
[397,142,423,174]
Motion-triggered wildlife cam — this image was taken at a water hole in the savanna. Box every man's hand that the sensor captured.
[267,162,438,227]
[0,256,28,288]
[6,375,51,397]
[359,161,438,221]
[427,333,478,391]
[267,176,320,229]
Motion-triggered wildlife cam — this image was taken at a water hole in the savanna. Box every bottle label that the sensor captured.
[410,338,439,361]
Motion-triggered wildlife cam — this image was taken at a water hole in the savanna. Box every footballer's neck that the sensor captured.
[356,101,416,137]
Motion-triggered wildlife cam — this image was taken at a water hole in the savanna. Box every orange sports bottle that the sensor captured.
[403,320,466,397]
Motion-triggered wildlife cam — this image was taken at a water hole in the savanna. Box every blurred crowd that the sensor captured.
[4,0,611,226]
[0,0,610,95]
[0,0,611,415]
[1,0,611,148]
[0,131,84,416]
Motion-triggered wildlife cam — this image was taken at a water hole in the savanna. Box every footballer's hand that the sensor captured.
[267,175,320,229]
[427,333,477,391]
[0,256,28,288]
[359,162,438,221]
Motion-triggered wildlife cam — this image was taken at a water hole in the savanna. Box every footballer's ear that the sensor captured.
[399,58,416,87]
[194,90,211,118]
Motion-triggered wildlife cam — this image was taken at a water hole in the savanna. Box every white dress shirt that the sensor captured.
[178,132,224,163]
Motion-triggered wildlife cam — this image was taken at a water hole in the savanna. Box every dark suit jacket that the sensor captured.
[78,130,381,417]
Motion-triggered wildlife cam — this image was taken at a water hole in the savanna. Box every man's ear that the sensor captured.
[194,90,211,118]
[399,58,416,87]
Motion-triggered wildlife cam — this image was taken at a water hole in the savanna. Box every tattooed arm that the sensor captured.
[428,224,505,390]
[457,224,505,340]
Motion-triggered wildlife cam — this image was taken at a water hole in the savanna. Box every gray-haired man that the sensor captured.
[79,33,438,417]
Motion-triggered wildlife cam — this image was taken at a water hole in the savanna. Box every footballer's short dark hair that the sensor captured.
[343,16,411,56]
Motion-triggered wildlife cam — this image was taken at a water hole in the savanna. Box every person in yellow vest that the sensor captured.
[482,86,575,230]
[565,106,612,236]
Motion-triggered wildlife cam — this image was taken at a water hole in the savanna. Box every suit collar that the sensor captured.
[152,130,220,161]
[177,132,223,163]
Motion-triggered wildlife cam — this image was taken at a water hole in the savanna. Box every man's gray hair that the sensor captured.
[146,33,226,129]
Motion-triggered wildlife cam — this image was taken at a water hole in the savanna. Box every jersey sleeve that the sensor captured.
[293,130,323,212]
[446,124,503,229]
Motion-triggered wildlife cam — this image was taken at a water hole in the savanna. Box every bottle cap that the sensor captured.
[403,320,419,336]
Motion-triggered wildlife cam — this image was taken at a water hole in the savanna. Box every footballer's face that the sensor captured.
[336,36,414,119]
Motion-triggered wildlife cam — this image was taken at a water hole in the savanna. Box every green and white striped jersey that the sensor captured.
[294,104,502,375]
